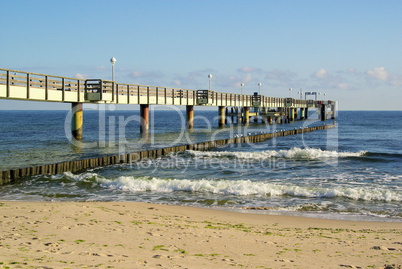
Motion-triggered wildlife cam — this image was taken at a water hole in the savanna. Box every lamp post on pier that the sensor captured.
[110,57,116,81]
[258,82,261,95]
[241,83,244,95]
[289,88,292,98]
[208,74,212,91]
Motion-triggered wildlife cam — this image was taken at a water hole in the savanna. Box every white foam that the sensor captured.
[62,173,400,202]
[186,147,367,161]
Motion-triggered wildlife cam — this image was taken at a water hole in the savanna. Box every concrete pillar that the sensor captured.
[290,108,295,122]
[269,116,273,125]
[278,108,283,124]
[218,106,225,127]
[140,104,149,133]
[71,102,83,140]
[225,108,228,124]
[305,108,308,119]
[253,107,258,123]
[300,108,305,120]
[186,105,194,129]
[243,107,250,124]
[231,107,235,124]
[320,104,326,121]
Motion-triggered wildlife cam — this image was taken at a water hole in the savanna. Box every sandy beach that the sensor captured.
[0,201,400,269]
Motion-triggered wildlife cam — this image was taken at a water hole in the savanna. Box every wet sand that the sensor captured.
[0,201,400,268]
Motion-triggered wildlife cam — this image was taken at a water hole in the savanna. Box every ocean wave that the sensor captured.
[63,172,401,202]
[185,148,367,161]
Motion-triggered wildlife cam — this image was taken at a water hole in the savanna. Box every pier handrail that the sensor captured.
[0,67,318,107]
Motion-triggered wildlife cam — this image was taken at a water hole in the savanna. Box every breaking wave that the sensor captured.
[62,172,400,202]
[185,147,367,161]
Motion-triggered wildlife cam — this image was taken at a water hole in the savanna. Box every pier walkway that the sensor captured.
[0,68,336,139]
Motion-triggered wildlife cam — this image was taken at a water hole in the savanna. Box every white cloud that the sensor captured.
[313,68,328,79]
[74,73,89,79]
[389,75,402,86]
[129,70,163,79]
[237,66,261,73]
[366,67,389,81]
[95,65,107,71]
[348,68,356,73]
[130,71,143,78]
[266,69,296,81]
[337,83,349,90]
[172,80,181,86]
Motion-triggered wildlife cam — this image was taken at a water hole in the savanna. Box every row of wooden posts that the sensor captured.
[0,123,335,185]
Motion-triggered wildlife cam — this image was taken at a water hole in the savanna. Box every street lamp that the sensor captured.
[289,88,292,98]
[324,93,326,101]
[318,92,321,99]
[258,83,261,95]
[110,57,116,81]
[208,74,212,91]
[300,89,303,99]
[241,83,244,95]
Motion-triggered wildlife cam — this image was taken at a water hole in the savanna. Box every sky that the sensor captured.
[0,0,401,110]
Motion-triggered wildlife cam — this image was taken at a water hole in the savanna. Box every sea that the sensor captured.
[0,108,401,222]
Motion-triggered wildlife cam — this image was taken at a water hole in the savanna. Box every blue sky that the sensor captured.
[1,0,401,110]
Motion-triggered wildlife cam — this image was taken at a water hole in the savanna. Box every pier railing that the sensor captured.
[0,68,318,108]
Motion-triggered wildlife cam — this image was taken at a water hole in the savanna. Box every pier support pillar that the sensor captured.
[243,107,250,124]
[305,108,308,119]
[331,104,336,119]
[253,108,258,123]
[269,116,273,125]
[218,106,225,127]
[186,105,194,129]
[320,104,326,121]
[140,104,150,133]
[300,108,305,120]
[278,108,283,124]
[71,102,83,140]
[290,108,295,122]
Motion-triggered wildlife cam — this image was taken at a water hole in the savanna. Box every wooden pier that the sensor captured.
[0,68,336,139]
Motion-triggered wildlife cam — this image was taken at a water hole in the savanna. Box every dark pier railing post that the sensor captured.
[71,102,83,140]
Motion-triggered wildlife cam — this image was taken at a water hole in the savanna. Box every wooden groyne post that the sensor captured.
[0,123,336,186]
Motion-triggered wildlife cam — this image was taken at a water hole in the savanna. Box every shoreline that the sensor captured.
[0,200,400,268]
[1,198,401,223]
